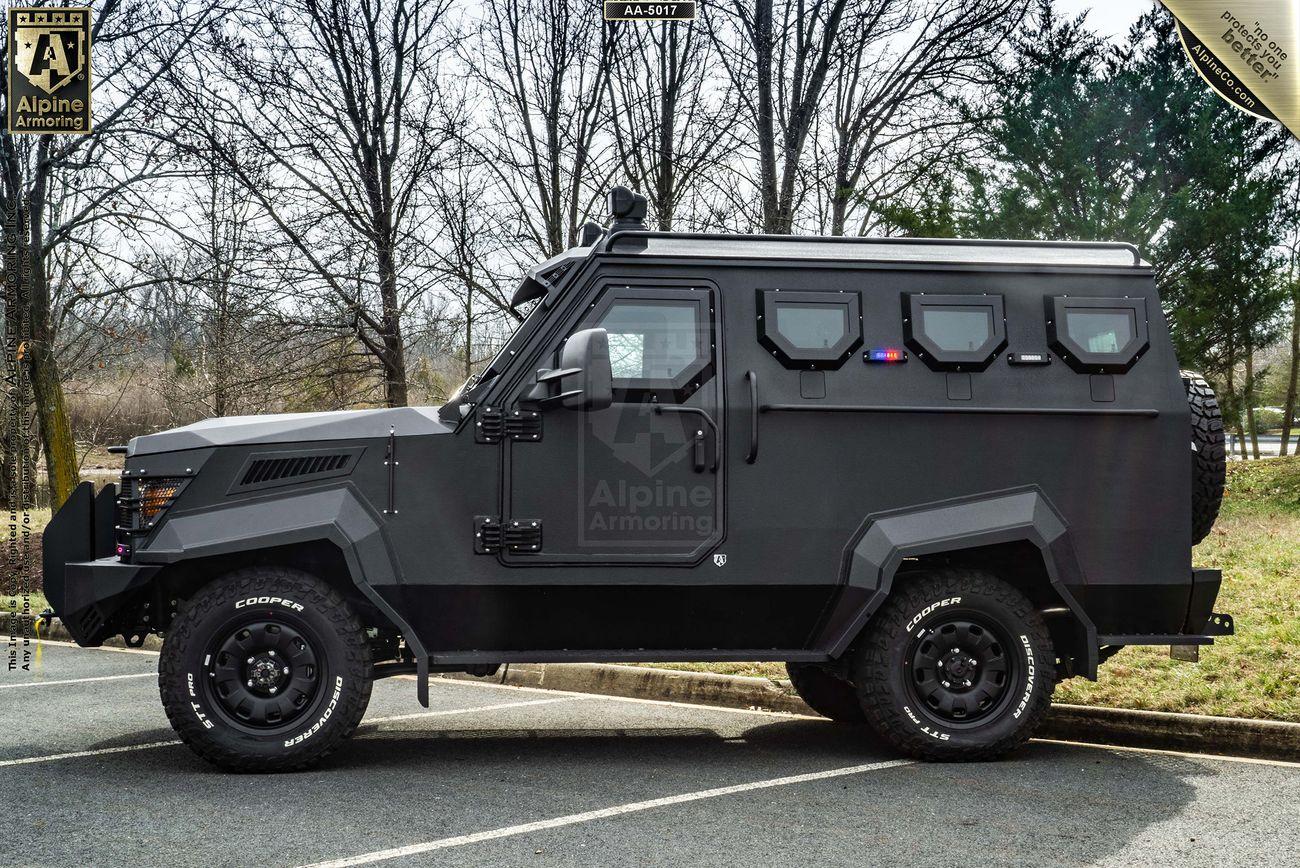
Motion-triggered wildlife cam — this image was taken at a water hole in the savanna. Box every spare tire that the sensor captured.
[1183,371,1225,544]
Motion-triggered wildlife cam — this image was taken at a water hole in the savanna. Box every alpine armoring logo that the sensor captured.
[6,7,93,134]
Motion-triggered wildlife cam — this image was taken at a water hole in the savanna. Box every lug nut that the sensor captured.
[247,680,254,687]
[269,686,277,694]
[269,650,276,657]
[247,657,254,664]
[282,667,290,674]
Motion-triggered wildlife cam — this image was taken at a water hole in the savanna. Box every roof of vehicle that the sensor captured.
[601,231,1148,269]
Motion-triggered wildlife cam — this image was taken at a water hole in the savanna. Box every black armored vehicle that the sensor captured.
[45,188,1230,770]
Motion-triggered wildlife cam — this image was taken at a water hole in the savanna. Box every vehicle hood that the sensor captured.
[127,406,452,456]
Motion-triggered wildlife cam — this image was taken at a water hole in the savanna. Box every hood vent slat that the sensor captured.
[231,449,360,493]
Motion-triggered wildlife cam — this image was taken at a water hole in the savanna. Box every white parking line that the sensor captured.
[0,741,182,768]
[361,696,583,726]
[299,758,915,867]
[32,639,159,656]
[0,697,583,768]
[429,675,821,719]
[0,673,154,690]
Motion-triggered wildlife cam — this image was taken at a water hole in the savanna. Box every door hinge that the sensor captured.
[474,516,541,554]
[475,407,541,443]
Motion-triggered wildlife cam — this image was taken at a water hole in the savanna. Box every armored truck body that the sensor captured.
[44,192,1230,769]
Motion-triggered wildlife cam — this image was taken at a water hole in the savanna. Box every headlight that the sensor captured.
[138,478,184,522]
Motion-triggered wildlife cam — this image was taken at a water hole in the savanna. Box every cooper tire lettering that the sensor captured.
[905,596,961,632]
[235,596,305,612]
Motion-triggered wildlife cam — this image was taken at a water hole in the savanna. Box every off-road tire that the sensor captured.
[1183,371,1225,544]
[785,663,867,723]
[159,567,372,772]
[853,569,1054,761]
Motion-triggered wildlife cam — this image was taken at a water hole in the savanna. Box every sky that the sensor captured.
[1053,0,1155,40]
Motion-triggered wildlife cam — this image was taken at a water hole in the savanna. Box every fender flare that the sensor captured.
[815,486,1098,677]
[142,485,433,704]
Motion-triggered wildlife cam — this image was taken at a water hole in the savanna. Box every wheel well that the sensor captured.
[151,541,393,632]
[901,540,1090,677]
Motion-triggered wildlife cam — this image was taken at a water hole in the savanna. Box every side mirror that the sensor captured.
[525,327,613,411]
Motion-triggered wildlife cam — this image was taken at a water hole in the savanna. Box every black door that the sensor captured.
[505,283,724,563]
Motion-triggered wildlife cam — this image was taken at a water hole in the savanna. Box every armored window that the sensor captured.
[1048,296,1149,373]
[757,290,862,369]
[582,287,713,401]
[903,294,1006,372]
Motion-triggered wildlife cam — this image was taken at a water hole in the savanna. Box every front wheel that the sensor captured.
[159,567,373,772]
[853,569,1055,761]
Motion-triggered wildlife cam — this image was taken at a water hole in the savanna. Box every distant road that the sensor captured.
[1226,434,1291,459]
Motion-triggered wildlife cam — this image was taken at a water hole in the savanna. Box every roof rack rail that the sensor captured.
[602,231,1143,267]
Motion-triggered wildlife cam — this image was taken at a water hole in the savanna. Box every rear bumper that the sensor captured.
[1096,568,1232,647]
[43,480,158,646]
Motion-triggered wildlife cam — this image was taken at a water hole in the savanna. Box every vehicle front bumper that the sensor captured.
[43,481,159,646]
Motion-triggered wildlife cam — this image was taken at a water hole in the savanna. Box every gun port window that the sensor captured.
[1048,296,1149,373]
[758,290,862,369]
[904,294,1006,372]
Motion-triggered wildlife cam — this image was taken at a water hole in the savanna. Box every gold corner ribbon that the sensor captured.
[1163,1,1300,135]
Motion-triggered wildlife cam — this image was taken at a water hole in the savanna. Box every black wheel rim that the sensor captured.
[204,619,322,731]
[904,616,1019,727]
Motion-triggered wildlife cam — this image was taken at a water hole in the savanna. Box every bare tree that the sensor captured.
[605,19,737,230]
[175,0,455,407]
[827,0,1026,235]
[425,147,520,380]
[0,0,214,507]
[704,0,851,234]
[464,0,615,258]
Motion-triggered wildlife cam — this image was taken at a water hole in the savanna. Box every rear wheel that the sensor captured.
[785,662,866,722]
[159,567,372,772]
[853,569,1054,761]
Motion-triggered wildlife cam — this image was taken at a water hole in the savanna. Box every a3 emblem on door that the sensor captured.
[713,553,727,567]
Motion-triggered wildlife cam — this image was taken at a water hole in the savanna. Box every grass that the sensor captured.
[647,457,1300,721]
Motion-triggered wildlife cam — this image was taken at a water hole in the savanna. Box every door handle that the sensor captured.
[654,405,719,472]
[744,370,759,464]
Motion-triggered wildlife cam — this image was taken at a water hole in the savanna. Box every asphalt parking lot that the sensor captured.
[3,642,1299,867]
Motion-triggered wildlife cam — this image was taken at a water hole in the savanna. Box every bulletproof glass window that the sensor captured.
[904,294,1006,372]
[774,303,848,351]
[1048,296,1149,373]
[1066,310,1136,354]
[580,287,714,402]
[598,301,699,381]
[757,290,862,369]
[921,307,995,352]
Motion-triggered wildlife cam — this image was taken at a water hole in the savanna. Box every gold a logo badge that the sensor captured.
[13,9,86,95]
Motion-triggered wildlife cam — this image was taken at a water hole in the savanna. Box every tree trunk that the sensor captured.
[24,167,78,508]
[754,0,779,233]
[1225,362,1246,459]
[1281,290,1299,457]
[1245,351,1259,459]
[29,341,77,507]
[830,143,851,236]
[376,237,407,407]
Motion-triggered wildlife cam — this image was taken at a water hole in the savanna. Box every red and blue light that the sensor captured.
[866,347,907,363]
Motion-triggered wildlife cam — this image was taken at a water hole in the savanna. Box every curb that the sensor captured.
[453,662,1300,763]
[26,616,1300,762]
